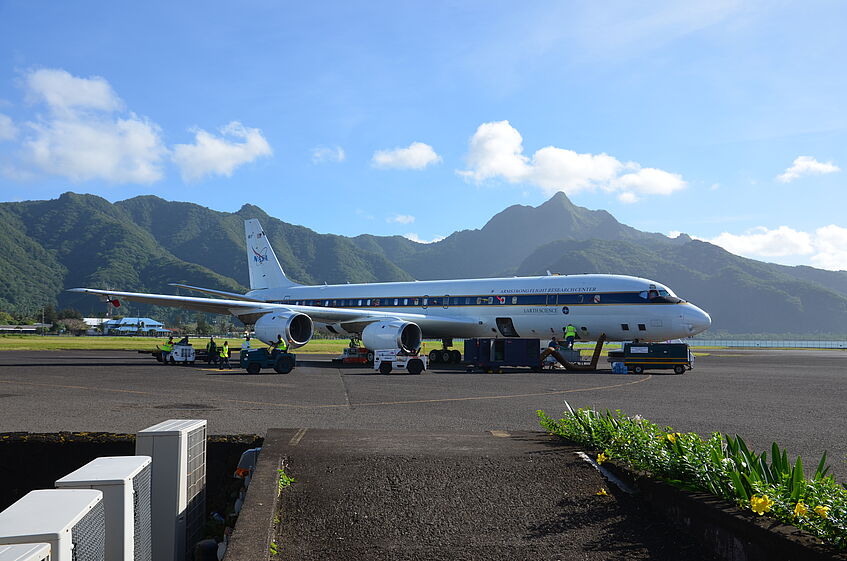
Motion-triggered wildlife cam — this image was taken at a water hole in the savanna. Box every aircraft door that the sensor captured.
[495,317,520,337]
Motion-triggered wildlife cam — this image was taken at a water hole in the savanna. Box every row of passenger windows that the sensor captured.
[280,292,676,307]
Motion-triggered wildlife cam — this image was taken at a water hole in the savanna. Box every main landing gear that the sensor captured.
[427,338,462,364]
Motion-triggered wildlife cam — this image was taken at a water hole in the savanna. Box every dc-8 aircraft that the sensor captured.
[70,219,711,353]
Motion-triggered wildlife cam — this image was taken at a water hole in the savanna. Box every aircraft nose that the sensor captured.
[685,305,711,335]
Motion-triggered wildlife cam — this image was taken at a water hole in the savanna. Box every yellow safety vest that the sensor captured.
[220,346,230,358]
[565,326,576,337]
[275,340,288,352]
[162,342,173,352]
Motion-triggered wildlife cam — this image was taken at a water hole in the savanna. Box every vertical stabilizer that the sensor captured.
[245,219,299,290]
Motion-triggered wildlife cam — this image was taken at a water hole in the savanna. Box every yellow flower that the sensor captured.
[665,433,676,444]
[750,495,774,515]
[814,505,829,519]
[596,488,608,496]
[793,502,808,518]
[597,452,608,465]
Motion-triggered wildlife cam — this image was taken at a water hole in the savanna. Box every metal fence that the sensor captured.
[688,340,847,349]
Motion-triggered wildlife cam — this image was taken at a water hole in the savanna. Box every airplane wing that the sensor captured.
[67,288,477,331]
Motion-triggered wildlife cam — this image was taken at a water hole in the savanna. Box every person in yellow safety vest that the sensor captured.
[161,336,174,365]
[218,341,231,370]
[564,324,577,350]
[272,334,288,355]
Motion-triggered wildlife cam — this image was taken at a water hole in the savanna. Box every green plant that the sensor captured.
[269,540,279,556]
[277,467,295,496]
[538,403,847,549]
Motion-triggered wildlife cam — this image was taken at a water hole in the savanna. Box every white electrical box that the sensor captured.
[0,489,104,561]
[0,543,51,561]
[136,420,206,561]
[56,456,152,561]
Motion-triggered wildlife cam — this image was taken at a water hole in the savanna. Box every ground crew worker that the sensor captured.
[564,324,577,350]
[161,336,174,365]
[271,334,288,356]
[539,336,564,369]
[206,337,218,365]
[240,336,251,359]
[219,341,231,370]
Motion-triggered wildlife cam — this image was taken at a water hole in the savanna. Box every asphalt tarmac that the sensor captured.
[0,348,845,481]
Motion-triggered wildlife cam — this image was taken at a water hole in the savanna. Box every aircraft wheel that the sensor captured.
[274,355,295,374]
[633,365,644,374]
[407,358,424,375]
[428,350,440,363]
[246,363,261,374]
[673,365,685,375]
[366,352,374,363]
[379,362,393,375]
[450,350,462,363]
[441,350,451,363]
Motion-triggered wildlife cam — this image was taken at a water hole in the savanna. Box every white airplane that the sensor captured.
[70,219,711,353]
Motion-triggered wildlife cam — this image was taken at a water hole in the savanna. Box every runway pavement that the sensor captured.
[0,348,845,481]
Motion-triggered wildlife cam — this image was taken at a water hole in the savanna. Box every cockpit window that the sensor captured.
[640,289,682,303]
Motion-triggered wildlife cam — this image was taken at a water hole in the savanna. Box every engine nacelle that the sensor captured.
[254,312,314,349]
[361,320,422,353]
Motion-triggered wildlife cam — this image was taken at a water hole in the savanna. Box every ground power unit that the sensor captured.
[136,420,206,561]
[0,489,104,561]
[55,456,152,561]
[0,544,51,561]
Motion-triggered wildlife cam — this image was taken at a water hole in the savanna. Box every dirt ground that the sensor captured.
[274,431,714,560]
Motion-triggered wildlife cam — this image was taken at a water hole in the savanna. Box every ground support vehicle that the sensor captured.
[373,349,426,375]
[331,346,374,366]
[463,338,542,373]
[145,344,196,365]
[608,342,693,374]
[239,348,297,374]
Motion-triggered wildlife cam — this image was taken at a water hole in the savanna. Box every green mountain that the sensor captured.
[0,191,844,335]
[516,239,847,334]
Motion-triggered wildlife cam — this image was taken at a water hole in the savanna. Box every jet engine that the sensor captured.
[254,312,314,349]
[361,320,422,353]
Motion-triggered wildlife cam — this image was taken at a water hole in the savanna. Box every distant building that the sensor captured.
[0,323,52,334]
[102,317,170,336]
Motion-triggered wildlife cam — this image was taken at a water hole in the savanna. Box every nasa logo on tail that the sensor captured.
[252,246,269,263]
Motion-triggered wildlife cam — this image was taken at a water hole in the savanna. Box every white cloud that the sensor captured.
[14,68,167,184]
[701,225,847,271]
[776,156,840,183]
[372,141,441,170]
[26,68,122,113]
[403,233,445,244]
[172,121,272,182]
[704,226,814,257]
[311,145,345,164]
[809,225,847,271]
[0,113,17,141]
[458,120,686,200]
[387,214,415,224]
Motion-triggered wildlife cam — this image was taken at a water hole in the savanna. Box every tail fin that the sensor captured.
[244,219,300,290]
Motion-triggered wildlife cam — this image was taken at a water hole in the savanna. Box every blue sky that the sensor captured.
[0,1,845,268]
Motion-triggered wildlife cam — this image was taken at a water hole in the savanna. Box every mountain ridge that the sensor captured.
[0,191,844,334]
